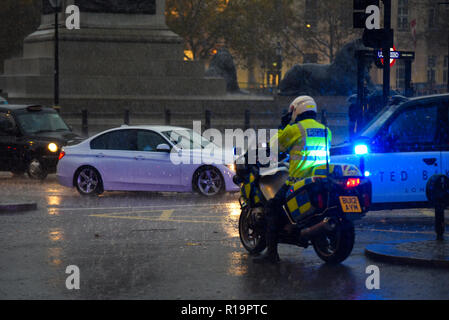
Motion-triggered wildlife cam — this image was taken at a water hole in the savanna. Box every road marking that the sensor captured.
[89,209,163,216]
[87,206,447,230]
[49,202,236,212]
[158,210,174,221]
[417,208,449,225]
[88,208,227,224]
[89,214,221,224]
[87,208,222,219]
[356,228,435,235]
[418,209,436,217]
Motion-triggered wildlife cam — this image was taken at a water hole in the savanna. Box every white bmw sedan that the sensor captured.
[56,125,239,196]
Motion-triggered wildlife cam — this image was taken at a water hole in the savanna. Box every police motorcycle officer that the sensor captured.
[253,96,332,263]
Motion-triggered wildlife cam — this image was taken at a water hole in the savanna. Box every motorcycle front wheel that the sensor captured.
[239,207,266,255]
[312,218,355,264]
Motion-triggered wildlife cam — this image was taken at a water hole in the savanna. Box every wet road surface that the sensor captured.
[0,173,448,300]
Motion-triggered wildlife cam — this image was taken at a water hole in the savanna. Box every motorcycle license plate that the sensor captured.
[339,196,362,213]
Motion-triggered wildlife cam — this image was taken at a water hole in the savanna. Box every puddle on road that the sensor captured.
[47,195,62,208]
[49,229,64,242]
[227,252,248,276]
[48,247,63,266]
[221,202,240,239]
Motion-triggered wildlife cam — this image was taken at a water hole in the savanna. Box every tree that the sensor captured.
[220,0,287,65]
[285,0,361,63]
[166,0,293,62]
[221,0,296,86]
[165,0,230,61]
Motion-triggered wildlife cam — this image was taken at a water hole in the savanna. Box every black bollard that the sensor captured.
[426,174,449,241]
[165,109,171,125]
[205,110,211,130]
[435,204,445,241]
[81,109,88,137]
[244,110,250,130]
[124,109,130,125]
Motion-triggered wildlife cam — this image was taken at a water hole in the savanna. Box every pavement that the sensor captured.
[1,172,449,299]
[366,239,449,268]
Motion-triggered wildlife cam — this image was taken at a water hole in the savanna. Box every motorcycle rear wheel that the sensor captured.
[312,218,355,264]
[239,207,266,254]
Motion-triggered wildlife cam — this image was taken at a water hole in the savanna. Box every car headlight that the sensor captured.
[226,164,236,172]
[48,143,58,153]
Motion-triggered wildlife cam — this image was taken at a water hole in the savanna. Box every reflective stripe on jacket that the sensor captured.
[272,118,332,185]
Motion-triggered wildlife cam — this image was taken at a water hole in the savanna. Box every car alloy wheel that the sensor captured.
[27,159,48,180]
[195,167,224,196]
[76,167,101,195]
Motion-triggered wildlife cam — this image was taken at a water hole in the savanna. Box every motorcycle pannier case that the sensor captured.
[284,164,364,222]
[284,177,317,223]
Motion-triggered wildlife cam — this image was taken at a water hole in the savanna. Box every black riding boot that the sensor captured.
[253,231,280,264]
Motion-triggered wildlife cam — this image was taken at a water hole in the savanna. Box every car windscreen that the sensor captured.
[357,104,401,139]
[16,112,70,134]
[162,129,217,149]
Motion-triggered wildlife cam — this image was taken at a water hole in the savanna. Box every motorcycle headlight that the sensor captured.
[48,143,58,153]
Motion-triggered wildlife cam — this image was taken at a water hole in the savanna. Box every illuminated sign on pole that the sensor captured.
[377,46,397,67]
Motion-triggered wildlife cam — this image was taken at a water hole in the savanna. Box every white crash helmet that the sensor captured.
[289,95,317,120]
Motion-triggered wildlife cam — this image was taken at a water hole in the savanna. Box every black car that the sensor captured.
[0,105,83,179]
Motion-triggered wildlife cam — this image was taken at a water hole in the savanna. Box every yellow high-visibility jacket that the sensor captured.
[272,118,332,185]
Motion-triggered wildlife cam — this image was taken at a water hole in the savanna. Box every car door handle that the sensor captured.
[423,158,437,166]
[134,155,145,160]
[96,153,105,158]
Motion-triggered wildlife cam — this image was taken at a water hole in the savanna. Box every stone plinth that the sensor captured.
[1,0,229,105]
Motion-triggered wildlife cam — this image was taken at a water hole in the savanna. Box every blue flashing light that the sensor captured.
[355,144,369,156]
[364,171,370,177]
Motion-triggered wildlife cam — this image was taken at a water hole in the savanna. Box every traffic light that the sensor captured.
[374,57,384,69]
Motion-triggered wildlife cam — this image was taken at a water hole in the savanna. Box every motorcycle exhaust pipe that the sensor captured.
[300,217,337,240]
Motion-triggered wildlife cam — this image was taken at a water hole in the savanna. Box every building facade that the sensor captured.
[369,0,448,95]
[236,0,449,96]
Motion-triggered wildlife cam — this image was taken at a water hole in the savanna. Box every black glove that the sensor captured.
[280,111,292,129]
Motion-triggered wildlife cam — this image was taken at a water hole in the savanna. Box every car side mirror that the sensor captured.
[156,143,171,153]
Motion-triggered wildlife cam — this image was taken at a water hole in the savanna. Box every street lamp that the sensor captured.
[275,42,283,91]
[49,0,62,110]
[438,2,449,93]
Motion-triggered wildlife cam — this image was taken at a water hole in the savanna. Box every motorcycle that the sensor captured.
[233,151,372,264]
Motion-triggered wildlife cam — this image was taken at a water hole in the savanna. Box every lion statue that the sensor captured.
[280,39,374,96]
[205,48,240,93]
